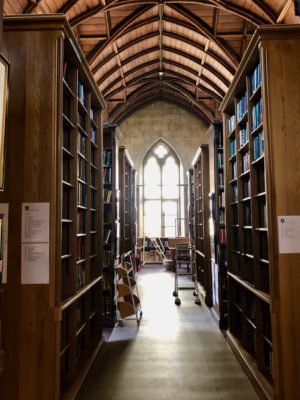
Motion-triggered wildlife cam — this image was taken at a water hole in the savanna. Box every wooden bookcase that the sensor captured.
[102,124,120,325]
[220,25,300,400]
[0,15,106,400]
[187,168,195,246]
[119,146,136,257]
[192,145,212,307]
[207,122,228,329]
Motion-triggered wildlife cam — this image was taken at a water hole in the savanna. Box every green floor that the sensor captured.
[78,265,259,400]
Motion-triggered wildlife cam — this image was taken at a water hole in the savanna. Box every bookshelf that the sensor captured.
[187,168,195,246]
[1,15,106,400]
[119,146,136,258]
[208,122,228,329]
[220,25,300,400]
[192,145,212,307]
[102,124,120,325]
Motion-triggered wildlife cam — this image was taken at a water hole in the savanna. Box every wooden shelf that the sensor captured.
[2,14,106,400]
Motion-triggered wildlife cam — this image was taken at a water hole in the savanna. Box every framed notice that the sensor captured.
[0,54,9,191]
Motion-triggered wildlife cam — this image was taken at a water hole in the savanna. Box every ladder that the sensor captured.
[149,237,167,261]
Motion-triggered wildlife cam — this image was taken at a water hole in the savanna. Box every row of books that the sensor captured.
[219,208,225,224]
[232,183,238,202]
[76,237,85,260]
[253,131,264,160]
[219,191,225,208]
[77,210,85,233]
[251,63,261,93]
[252,98,263,130]
[78,133,86,156]
[218,172,224,187]
[103,166,112,184]
[78,182,86,207]
[77,157,87,181]
[104,189,112,203]
[230,138,236,157]
[103,149,112,165]
[243,179,251,198]
[91,191,96,209]
[242,152,250,173]
[231,161,237,180]
[91,127,96,143]
[78,112,85,130]
[228,115,236,133]
[244,203,252,226]
[78,81,85,105]
[91,169,97,187]
[103,249,112,266]
[239,125,249,147]
[219,227,226,244]
[217,152,223,168]
[237,92,248,122]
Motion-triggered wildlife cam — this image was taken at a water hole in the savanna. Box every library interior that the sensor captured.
[0,1,300,399]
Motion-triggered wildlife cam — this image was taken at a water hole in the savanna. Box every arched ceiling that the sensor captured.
[4,0,300,124]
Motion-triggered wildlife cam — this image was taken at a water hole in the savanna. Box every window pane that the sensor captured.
[144,156,161,199]
[163,201,177,237]
[162,157,179,198]
[154,143,168,159]
[144,200,161,237]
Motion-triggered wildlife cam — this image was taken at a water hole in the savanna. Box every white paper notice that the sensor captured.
[21,203,50,243]
[21,243,49,284]
[0,204,9,283]
[21,202,50,284]
[278,216,300,254]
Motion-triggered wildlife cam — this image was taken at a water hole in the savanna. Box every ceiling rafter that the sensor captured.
[212,7,219,36]
[113,93,211,125]
[105,10,112,38]
[110,81,213,124]
[86,4,155,63]
[84,0,272,25]
[98,42,229,97]
[277,0,293,23]
[101,54,228,101]
[168,3,239,67]
[92,19,235,80]
[58,0,79,13]
[113,42,127,100]
[94,31,158,76]
[105,69,223,102]
[159,2,164,72]
[23,0,42,13]
[168,0,272,24]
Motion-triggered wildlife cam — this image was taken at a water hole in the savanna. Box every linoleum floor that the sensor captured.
[78,265,259,400]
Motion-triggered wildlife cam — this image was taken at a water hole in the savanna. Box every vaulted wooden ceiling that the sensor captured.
[4,0,300,124]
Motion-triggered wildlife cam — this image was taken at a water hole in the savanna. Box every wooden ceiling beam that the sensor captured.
[97,45,160,85]
[23,0,41,13]
[250,0,277,23]
[105,11,112,38]
[111,82,212,124]
[79,34,108,41]
[212,8,219,36]
[159,2,164,72]
[58,0,79,13]
[277,0,293,23]
[70,4,104,27]
[94,31,158,75]
[168,3,239,67]
[86,4,155,63]
[105,68,223,102]
[113,93,211,125]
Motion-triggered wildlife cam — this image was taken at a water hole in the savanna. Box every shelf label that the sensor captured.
[21,243,49,284]
[21,203,50,284]
[21,203,49,243]
[278,216,300,254]
[0,203,9,284]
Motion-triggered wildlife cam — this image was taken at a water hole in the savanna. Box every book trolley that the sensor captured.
[173,244,200,306]
[115,251,142,325]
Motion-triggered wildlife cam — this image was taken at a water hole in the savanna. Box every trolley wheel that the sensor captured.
[175,298,181,306]
[118,320,124,327]
[192,276,195,282]
[195,298,201,305]
[193,290,197,297]
[173,290,178,297]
